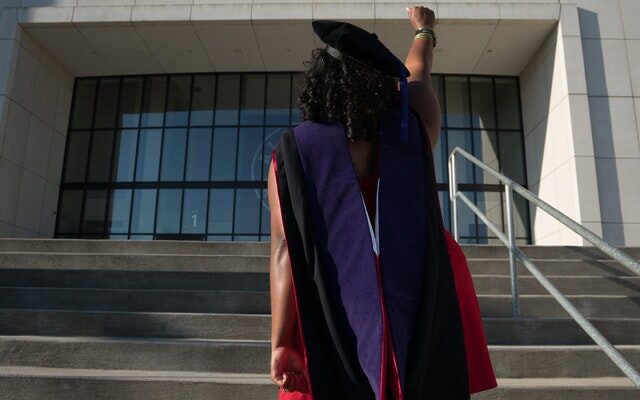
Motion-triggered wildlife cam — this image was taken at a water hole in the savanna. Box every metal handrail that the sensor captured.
[448,146,640,389]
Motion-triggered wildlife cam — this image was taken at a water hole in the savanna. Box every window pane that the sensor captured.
[209,189,234,234]
[156,189,182,233]
[191,75,215,126]
[182,189,207,234]
[160,128,187,181]
[63,130,90,183]
[290,73,303,124]
[131,189,157,233]
[234,188,260,234]
[215,74,240,125]
[456,191,476,238]
[266,73,291,125]
[141,76,167,127]
[496,78,521,130]
[208,235,232,242]
[473,130,499,185]
[118,77,143,128]
[447,130,473,184]
[135,129,162,181]
[499,131,526,185]
[513,194,528,238]
[185,128,212,181]
[235,235,259,241]
[470,77,495,130]
[445,76,470,128]
[87,130,114,182]
[71,79,97,129]
[130,234,153,240]
[107,189,132,234]
[211,127,237,181]
[165,75,191,127]
[94,78,120,129]
[82,190,108,234]
[112,129,138,182]
[476,190,502,238]
[57,190,83,233]
[240,73,265,125]
[236,127,263,181]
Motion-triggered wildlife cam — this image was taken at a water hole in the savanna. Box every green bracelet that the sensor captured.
[415,27,437,47]
[414,32,437,47]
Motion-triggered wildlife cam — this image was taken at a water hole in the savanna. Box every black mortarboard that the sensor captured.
[312,19,411,144]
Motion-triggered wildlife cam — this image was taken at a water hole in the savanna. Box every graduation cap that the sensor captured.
[312,19,411,144]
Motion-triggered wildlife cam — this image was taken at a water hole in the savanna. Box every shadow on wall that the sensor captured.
[579,8,623,245]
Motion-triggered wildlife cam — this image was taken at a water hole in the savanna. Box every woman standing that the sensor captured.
[268,7,497,400]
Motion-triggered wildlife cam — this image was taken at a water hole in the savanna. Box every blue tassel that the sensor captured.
[399,65,409,145]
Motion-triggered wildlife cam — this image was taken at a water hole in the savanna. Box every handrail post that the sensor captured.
[504,184,521,318]
[447,145,640,388]
[448,152,459,241]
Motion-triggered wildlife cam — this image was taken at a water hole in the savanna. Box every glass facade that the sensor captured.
[56,72,530,243]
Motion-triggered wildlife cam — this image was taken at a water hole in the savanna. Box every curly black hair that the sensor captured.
[296,47,400,142]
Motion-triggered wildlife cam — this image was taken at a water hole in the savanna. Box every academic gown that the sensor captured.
[271,107,497,400]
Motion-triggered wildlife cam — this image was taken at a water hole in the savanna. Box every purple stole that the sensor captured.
[292,111,428,399]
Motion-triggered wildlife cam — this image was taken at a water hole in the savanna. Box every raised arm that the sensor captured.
[404,6,441,150]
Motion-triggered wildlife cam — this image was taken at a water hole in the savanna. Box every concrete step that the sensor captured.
[1,253,636,277]
[473,276,640,295]
[463,245,640,260]
[0,253,269,272]
[1,336,638,378]
[0,287,271,314]
[473,378,637,400]
[0,269,637,295]
[468,259,635,277]
[0,309,271,340]
[0,309,638,345]
[0,239,271,256]
[0,269,270,291]
[2,287,638,317]
[0,368,636,400]
[478,295,640,318]
[0,367,277,400]
[1,239,638,260]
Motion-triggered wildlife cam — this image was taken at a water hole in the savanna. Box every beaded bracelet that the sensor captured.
[414,32,433,42]
[414,26,437,48]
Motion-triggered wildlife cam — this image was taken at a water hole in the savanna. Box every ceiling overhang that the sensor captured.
[17,2,560,77]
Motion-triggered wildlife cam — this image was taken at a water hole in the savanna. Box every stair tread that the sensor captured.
[0,366,635,388]
[0,366,271,383]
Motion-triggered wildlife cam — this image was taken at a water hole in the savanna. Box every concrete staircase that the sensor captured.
[0,239,638,399]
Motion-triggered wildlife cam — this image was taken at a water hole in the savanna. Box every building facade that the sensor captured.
[0,0,638,246]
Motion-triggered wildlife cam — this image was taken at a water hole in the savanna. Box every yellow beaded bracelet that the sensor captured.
[414,32,435,44]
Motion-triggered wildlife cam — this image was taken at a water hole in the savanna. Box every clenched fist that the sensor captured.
[406,5,436,30]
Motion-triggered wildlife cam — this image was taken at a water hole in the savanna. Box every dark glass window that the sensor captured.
[118,77,143,128]
[436,75,530,244]
[135,129,162,182]
[140,76,167,127]
[58,72,529,244]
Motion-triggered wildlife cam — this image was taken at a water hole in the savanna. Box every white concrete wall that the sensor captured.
[0,5,72,238]
[519,2,602,246]
[575,0,640,246]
